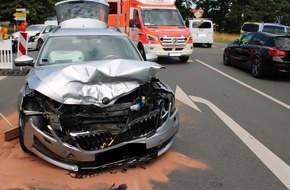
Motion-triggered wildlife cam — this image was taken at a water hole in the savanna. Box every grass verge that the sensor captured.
[214,32,240,44]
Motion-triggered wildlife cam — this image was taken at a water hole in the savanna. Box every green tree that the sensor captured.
[227,0,290,33]
[0,0,58,25]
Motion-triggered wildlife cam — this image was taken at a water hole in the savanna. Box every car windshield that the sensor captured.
[26,25,45,31]
[38,35,142,65]
[141,9,184,26]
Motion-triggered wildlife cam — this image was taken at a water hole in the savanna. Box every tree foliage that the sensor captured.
[1,0,290,33]
[0,0,59,24]
[176,0,290,33]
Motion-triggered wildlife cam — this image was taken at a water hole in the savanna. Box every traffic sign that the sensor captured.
[16,8,26,12]
[14,17,26,21]
[13,12,26,18]
[194,11,202,18]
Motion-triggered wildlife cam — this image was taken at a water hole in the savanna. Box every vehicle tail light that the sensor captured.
[268,48,287,57]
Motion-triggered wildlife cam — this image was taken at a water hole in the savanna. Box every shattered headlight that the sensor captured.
[168,93,176,115]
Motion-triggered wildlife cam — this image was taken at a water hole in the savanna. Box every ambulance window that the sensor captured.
[108,2,117,14]
[133,9,140,25]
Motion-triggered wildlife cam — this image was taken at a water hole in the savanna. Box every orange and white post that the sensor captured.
[17,31,28,57]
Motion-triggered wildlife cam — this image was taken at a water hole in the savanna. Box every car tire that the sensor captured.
[179,56,189,63]
[207,43,212,48]
[251,57,264,78]
[36,39,44,51]
[138,44,146,60]
[223,50,231,66]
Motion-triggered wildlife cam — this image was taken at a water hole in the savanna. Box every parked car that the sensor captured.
[223,32,290,78]
[14,1,179,172]
[240,22,289,39]
[185,19,214,48]
[12,24,57,51]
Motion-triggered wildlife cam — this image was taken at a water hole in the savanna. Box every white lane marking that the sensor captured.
[190,95,290,189]
[195,59,290,110]
[175,85,201,112]
[0,76,7,80]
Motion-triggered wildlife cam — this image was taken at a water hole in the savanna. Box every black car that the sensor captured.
[223,32,290,78]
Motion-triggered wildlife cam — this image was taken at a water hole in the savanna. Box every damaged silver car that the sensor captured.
[14,2,179,172]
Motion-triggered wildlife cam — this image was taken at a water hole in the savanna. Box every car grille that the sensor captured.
[163,48,184,51]
[160,36,187,46]
[70,110,160,151]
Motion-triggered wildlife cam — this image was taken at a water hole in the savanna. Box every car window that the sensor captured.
[241,32,255,44]
[38,35,142,65]
[250,33,268,46]
[241,23,259,32]
[287,27,290,34]
[274,37,290,49]
[44,26,53,33]
[26,25,45,31]
[192,21,211,28]
[262,25,285,33]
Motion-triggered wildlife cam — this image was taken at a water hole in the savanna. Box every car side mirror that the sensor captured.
[129,19,134,27]
[233,39,240,44]
[14,55,34,67]
[129,19,141,29]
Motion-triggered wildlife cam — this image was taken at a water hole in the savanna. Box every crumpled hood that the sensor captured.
[144,26,189,37]
[27,59,164,107]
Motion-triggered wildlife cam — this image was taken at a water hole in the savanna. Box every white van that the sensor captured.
[185,19,214,48]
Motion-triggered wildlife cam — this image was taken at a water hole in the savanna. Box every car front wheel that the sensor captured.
[223,50,231,66]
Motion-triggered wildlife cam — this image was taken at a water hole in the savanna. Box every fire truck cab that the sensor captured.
[107,0,193,62]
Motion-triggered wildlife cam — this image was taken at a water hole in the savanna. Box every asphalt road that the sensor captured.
[1,46,290,189]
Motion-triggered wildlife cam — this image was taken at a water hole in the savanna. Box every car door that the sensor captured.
[233,32,256,67]
[246,33,268,66]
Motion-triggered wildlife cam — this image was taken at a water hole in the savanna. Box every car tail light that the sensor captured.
[268,48,287,57]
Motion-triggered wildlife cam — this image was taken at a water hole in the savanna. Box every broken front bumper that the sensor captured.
[22,108,179,172]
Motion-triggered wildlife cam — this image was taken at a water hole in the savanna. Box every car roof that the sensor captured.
[243,22,286,27]
[49,27,127,37]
